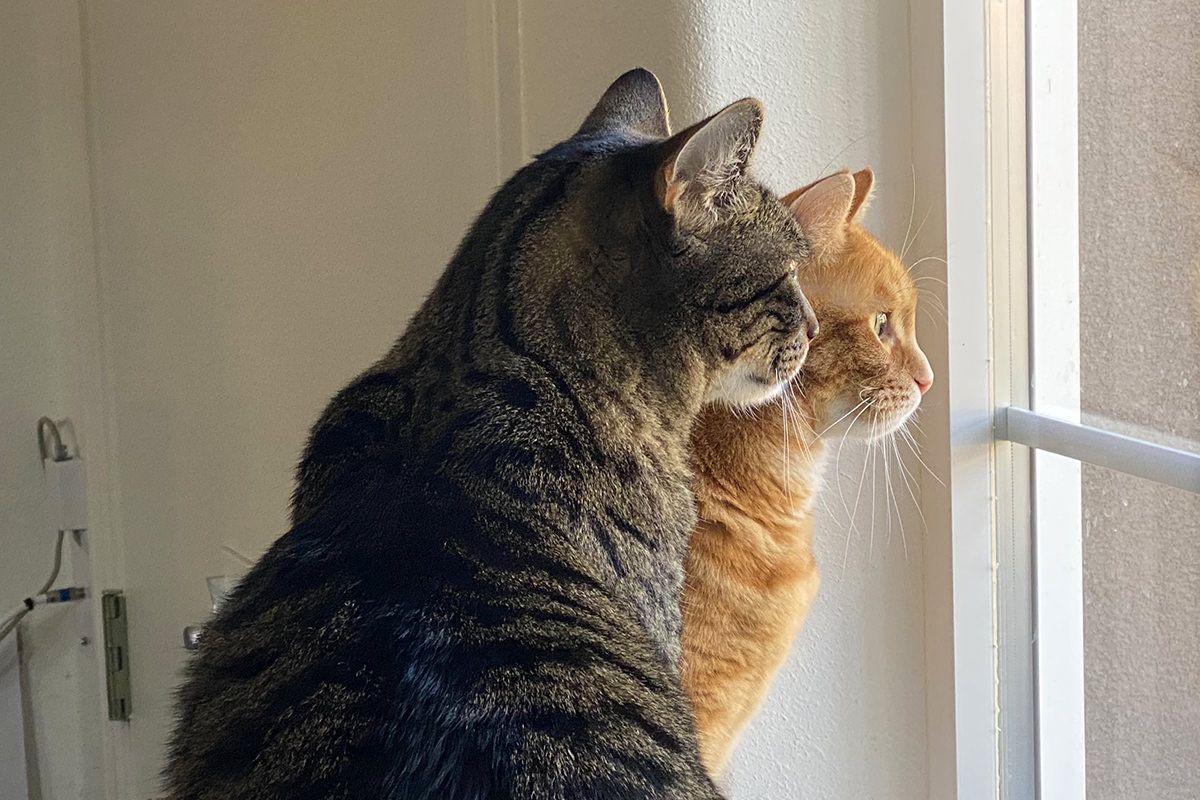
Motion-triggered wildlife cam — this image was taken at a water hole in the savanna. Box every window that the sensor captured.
[942,1,1200,798]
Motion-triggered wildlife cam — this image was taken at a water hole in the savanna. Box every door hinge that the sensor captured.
[101,590,132,720]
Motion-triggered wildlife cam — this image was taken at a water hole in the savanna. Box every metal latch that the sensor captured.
[101,590,131,720]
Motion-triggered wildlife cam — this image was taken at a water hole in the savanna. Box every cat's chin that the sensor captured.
[820,393,923,440]
[704,362,798,410]
[862,397,924,440]
[861,411,915,440]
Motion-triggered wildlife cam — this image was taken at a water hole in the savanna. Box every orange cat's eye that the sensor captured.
[873,312,889,338]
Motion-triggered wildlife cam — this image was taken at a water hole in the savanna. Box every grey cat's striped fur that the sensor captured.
[165,69,815,799]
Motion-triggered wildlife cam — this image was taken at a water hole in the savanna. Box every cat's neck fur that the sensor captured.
[689,395,828,589]
[383,161,705,492]
[293,158,705,665]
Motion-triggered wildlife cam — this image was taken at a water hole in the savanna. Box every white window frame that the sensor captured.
[939,2,1200,799]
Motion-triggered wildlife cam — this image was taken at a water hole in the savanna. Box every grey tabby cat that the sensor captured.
[165,69,816,799]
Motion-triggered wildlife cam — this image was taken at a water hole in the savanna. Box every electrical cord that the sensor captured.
[0,529,67,642]
[1,588,87,632]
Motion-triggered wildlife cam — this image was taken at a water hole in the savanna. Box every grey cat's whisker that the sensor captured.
[787,391,815,467]
[781,392,793,504]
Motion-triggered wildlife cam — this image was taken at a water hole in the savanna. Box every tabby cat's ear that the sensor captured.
[848,167,875,223]
[782,170,856,259]
[576,68,671,139]
[657,98,765,229]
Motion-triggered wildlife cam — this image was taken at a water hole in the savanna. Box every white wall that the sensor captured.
[78,4,497,797]
[2,2,945,797]
[1,2,113,798]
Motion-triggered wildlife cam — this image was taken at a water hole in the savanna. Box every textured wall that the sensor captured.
[1078,1,1200,798]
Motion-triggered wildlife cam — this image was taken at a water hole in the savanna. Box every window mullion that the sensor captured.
[1026,1,1086,797]
[996,407,1200,494]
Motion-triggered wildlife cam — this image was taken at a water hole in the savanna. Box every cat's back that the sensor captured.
[165,459,482,797]
[169,452,712,800]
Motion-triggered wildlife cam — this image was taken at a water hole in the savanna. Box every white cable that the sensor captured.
[0,530,67,642]
[0,605,24,629]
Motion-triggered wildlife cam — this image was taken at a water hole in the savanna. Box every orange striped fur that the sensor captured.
[681,168,933,775]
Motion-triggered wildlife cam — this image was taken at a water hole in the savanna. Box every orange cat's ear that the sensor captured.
[848,167,875,223]
[782,170,856,259]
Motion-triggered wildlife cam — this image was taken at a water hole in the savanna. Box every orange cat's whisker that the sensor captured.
[890,431,927,561]
[915,287,948,328]
[900,204,936,263]
[840,414,876,575]
[891,438,908,559]
[814,397,870,440]
[917,287,949,313]
[873,419,883,563]
[880,433,906,559]
[832,399,875,542]
[898,424,945,487]
[918,304,948,328]
[847,426,875,544]
[900,164,918,261]
[908,254,947,271]
[911,273,948,286]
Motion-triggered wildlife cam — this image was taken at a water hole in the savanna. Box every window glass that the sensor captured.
[1078,0,1200,452]
[1077,4,1200,798]
[1082,464,1200,800]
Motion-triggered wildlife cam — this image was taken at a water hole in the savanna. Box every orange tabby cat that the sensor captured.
[681,167,934,775]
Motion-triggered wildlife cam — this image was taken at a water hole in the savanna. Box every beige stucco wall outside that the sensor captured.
[1078,2,1200,798]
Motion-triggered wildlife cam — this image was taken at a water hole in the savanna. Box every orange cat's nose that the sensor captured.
[912,351,934,395]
